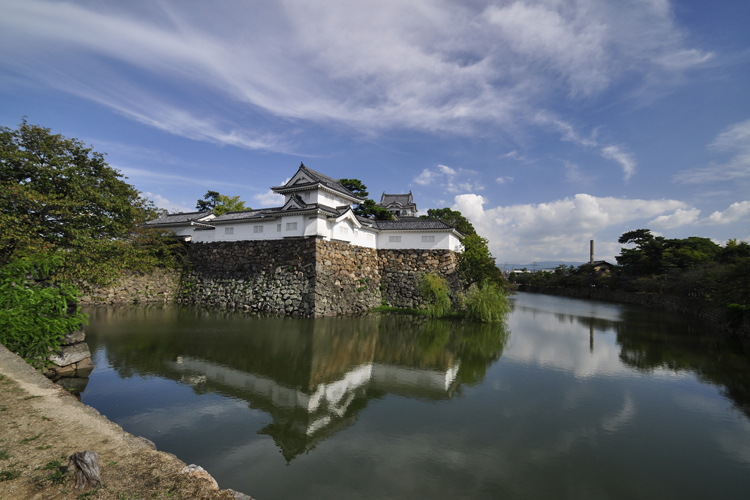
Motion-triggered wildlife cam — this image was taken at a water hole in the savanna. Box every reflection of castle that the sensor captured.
[160,317,461,462]
[168,352,460,461]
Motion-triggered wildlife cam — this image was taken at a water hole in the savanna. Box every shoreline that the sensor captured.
[0,343,251,500]
[517,286,750,338]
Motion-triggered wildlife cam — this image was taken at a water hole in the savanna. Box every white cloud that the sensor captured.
[648,208,701,229]
[452,193,690,263]
[675,119,750,184]
[254,190,285,208]
[702,201,750,225]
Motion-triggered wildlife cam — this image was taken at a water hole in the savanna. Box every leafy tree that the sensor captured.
[195,191,248,215]
[422,208,476,236]
[338,178,393,220]
[196,190,221,212]
[0,119,182,285]
[424,207,501,290]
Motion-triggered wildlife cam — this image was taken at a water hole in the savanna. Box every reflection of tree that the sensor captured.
[614,308,750,420]
[84,305,511,461]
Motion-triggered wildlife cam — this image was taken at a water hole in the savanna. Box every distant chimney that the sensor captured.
[590,240,594,265]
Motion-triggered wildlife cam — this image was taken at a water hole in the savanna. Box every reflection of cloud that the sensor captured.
[601,393,635,432]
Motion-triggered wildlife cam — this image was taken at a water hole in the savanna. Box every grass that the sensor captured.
[20,433,43,444]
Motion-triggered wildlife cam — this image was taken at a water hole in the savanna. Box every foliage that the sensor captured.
[338,178,394,220]
[458,233,504,290]
[420,273,452,318]
[517,228,750,313]
[464,281,510,323]
[195,190,248,215]
[424,207,502,290]
[422,208,476,236]
[1,119,182,286]
[0,255,87,369]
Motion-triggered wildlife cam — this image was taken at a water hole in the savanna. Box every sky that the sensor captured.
[2,0,749,265]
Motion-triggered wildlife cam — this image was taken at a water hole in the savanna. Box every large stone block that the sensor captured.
[49,342,91,367]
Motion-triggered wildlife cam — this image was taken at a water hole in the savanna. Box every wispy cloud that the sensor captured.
[675,119,750,184]
[412,164,483,193]
[0,0,712,146]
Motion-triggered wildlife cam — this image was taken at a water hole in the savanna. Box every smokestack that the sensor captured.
[590,240,594,265]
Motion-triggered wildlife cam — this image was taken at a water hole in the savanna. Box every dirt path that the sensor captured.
[0,344,250,500]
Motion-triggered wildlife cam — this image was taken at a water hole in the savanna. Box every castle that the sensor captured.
[146,164,463,251]
[145,164,463,317]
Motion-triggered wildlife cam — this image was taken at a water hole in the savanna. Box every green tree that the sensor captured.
[422,208,476,236]
[0,119,181,285]
[338,178,394,220]
[195,191,248,215]
[424,208,501,290]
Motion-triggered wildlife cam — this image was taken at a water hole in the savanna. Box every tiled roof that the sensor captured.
[379,193,414,207]
[273,164,362,201]
[145,211,212,225]
[373,219,457,231]
[210,204,339,223]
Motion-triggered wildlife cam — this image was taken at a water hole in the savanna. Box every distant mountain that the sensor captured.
[501,261,586,271]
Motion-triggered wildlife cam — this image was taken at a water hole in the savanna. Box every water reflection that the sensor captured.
[509,293,750,418]
[83,307,509,461]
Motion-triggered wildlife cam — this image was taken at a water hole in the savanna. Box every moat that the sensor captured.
[79,292,750,499]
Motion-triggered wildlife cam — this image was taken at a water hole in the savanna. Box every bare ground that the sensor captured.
[0,344,249,500]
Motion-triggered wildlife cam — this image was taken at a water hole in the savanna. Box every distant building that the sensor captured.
[377,192,418,218]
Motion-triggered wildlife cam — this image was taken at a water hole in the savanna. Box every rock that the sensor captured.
[75,357,95,377]
[50,364,77,379]
[182,464,219,490]
[227,489,254,500]
[62,329,86,345]
[49,342,91,366]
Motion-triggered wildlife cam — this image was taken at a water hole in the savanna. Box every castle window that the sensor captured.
[277,224,282,232]
[422,235,435,243]
[304,192,310,200]
[389,235,401,243]
[225,227,234,235]
[253,225,263,233]
[286,222,298,231]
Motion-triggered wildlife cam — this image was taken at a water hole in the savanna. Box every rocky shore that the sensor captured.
[0,344,252,500]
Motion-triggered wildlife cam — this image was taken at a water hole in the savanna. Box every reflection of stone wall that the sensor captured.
[79,269,180,305]
[179,239,460,317]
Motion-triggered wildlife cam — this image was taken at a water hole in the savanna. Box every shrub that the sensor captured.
[464,281,510,323]
[0,255,87,369]
[420,273,452,318]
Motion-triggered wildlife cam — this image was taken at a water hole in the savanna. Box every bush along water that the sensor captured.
[419,273,510,323]
[0,255,87,369]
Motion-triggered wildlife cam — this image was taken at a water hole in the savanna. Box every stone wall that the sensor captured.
[378,249,460,308]
[179,238,461,316]
[79,269,180,305]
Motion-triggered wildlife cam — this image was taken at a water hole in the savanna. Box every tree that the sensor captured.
[195,191,248,215]
[0,119,179,285]
[425,207,502,290]
[422,208,476,236]
[458,233,503,290]
[338,178,393,220]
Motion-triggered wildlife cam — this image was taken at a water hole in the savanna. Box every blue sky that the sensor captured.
[2,0,749,264]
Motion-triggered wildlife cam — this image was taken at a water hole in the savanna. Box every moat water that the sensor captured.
[81,292,750,499]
